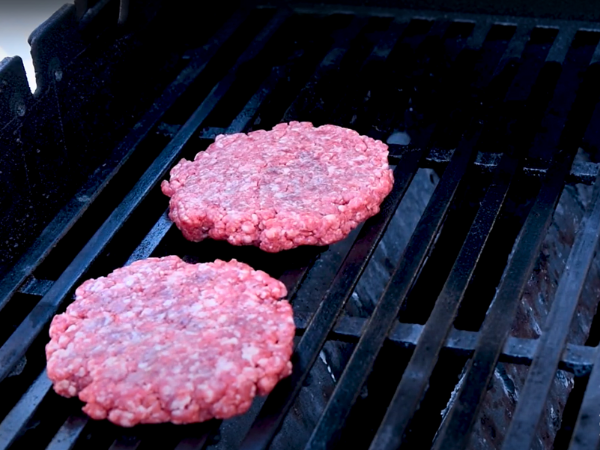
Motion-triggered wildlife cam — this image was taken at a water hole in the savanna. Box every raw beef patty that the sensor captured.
[161,122,394,252]
[45,256,294,427]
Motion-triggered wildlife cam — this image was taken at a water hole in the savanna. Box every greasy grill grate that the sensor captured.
[2,2,600,449]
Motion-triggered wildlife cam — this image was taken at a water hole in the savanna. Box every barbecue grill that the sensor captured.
[1,0,600,448]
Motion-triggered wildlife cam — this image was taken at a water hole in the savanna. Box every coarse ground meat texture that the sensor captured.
[161,122,394,252]
[45,256,294,427]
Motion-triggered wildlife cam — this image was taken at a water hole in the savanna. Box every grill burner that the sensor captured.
[2,1,600,449]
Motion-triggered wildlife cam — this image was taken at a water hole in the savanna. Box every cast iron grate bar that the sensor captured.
[569,354,600,448]
[171,426,218,450]
[547,26,579,63]
[502,141,600,450]
[358,19,453,143]
[18,277,55,297]
[291,314,596,375]
[433,27,600,450]
[327,18,408,128]
[241,145,422,450]
[527,27,586,169]
[0,8,290,384]
[468,21,494,50]
[304,21,523,450]
[372,110,519,450]
[0,370,52,450]
[0,6,249,314]
[493,25,532,77]
[172,420,222,450]
[304,52,508,449]
[306,131,479,450]
[243,17,516,450]
[240,17,455,450]
[223,64,290,135]
[391,145,600,184]
[36,14,370,450]
[566,120,600,450]
[280,18,368,122]
[124,210,173,266]
[369,22,561,449]
[464,153,599,184]
[107,436,140,450]
[45,414,89,450]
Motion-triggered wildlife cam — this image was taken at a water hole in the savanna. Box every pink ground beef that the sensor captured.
[45,256,294,427]
[161,122,394,252]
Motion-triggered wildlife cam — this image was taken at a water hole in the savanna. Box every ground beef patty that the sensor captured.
[161,122,394,252]
[45,256,294,427]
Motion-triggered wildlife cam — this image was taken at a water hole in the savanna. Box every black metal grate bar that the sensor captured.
[0,370,52,450]
[280,18,368,123]
[368,23,562,449]
[502,148,600,449]
[433,28,600,450]
[247,159,419,449]
[545,26,578,63]
[224,64,291,135]
[241,146,422,450]
[326,17,405,128]
[240,19,454,450]
[466,22,493,50]
[0,9,290,385]
[394,146,600,184]
[45,415,89,450]
[172,420,222,450]
[306,134,479,450]
[528,29,594,166]
[18,277,55,297]
[303,22,526,450]
[493,25,533,77]
[359,18,406,63]
[371,99,522,450]
[569,352,600,449]
[123,210,172,266]
[565,111,600,450]
[292,314,596,375]
[0,6,249,314]
[107,436,140,450]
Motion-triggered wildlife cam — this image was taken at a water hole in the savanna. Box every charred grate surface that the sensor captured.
[1,2,600,450]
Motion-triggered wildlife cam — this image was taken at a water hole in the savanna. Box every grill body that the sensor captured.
[1,1,600,449]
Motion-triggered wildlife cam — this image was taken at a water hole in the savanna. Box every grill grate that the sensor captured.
[2,2,600,449]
